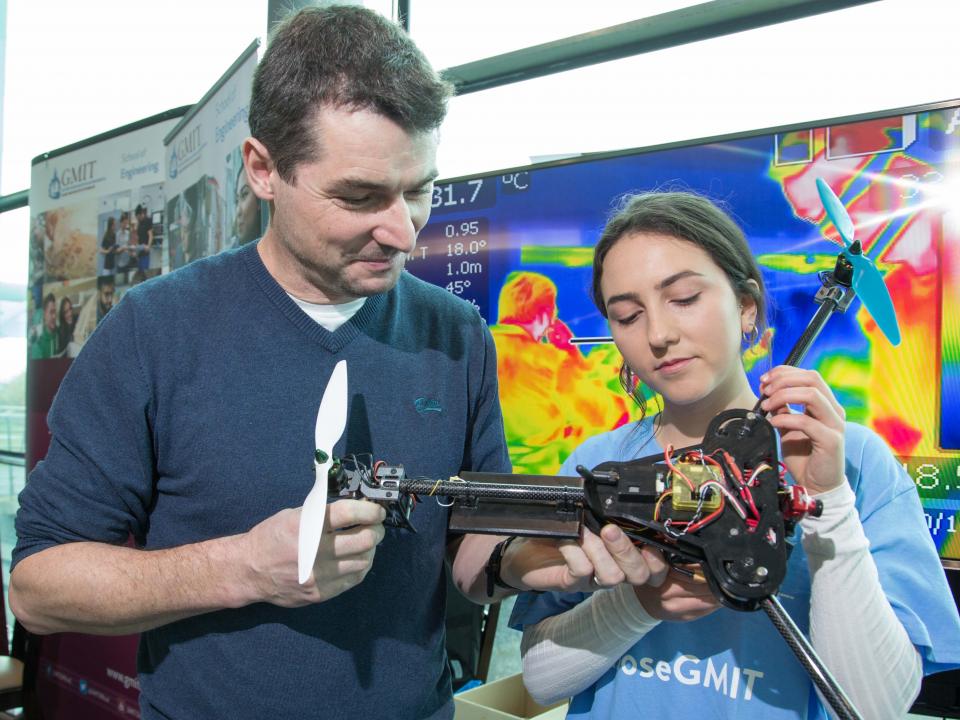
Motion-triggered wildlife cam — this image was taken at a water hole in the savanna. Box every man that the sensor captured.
[70,274,115,350]
[135,203,154,271]
[28,293,58,359]
[10,7,627,720]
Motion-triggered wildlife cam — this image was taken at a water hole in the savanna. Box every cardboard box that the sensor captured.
[454,673,568,720]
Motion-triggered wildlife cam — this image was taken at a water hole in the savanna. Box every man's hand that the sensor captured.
[243,500,386,607]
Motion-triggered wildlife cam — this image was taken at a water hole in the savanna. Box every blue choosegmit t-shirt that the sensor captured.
[510,419,960,719]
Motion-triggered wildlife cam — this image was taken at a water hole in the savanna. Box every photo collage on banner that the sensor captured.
[164,41,261,273]
[29,124,173,364]
[25,40,259,720]
[26,111,182,720]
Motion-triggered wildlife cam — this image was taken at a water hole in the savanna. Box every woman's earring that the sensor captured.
[621,364,644,405]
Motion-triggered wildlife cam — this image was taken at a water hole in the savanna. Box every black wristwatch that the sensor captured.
[485,536,520,598]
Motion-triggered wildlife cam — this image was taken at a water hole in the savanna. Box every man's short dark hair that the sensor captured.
[249,5,453,182]
[97,275,115,290]
[43,293,56,309]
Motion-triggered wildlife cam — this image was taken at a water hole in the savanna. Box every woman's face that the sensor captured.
[234,172,259,244]
[600,232,754,410]
[61,300,74,325]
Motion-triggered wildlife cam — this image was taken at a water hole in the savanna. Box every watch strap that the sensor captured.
[485,536,520,598]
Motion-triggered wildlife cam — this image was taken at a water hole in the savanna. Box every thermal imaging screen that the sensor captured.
[408,103,960,562]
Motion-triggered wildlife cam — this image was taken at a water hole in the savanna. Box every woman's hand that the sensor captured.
[592,526,719,621]
[633,565,720,621]
[759,366,846,495]
[501,524,669,594]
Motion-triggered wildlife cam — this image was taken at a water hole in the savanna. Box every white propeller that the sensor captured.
[297,359,348,584]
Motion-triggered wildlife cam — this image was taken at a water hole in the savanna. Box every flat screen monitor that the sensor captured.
[408,98,960,566]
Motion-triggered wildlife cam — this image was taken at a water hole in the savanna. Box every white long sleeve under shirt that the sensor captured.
[520,482,922,719]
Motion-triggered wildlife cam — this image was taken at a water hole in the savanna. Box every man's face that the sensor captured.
[43,301,56,332]
[99,285,115,311]
[263,106,438,304]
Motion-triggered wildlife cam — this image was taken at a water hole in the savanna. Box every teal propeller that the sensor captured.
[815,178,901,346]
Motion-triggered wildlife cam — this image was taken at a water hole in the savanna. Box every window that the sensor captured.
[410,0,701,69]
[435,0,960,179]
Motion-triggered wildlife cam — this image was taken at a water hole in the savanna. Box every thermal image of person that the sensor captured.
[491,271,630,474]
[509,192,960,719]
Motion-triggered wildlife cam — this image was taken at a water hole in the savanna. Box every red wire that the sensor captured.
[686,498,726,533]
[664,445,696,491]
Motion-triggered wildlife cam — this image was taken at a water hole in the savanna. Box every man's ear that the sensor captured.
[242,137,277,201]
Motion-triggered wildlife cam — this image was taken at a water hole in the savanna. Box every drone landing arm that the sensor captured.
[763,595,863,720]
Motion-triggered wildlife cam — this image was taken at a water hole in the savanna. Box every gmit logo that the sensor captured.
[169,125,202,179]
[48,171,61,200]
[49,160,97,199]
[619,653,764,702]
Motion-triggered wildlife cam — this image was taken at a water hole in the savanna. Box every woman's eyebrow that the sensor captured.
[655,270,704,291]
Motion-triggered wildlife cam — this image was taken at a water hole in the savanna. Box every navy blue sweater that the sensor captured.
[14,241,511,719]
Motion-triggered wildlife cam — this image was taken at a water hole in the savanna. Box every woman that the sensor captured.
[227,165,261,249]
[115,212,134,272]
[507,192,960,719]
[56,296,76,357]
[99,216,117,275]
